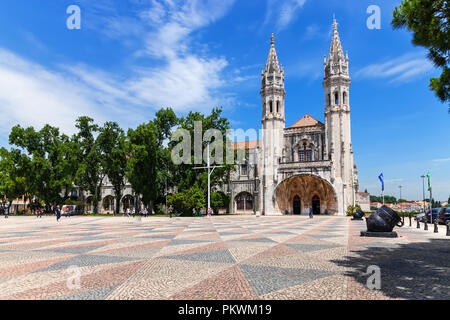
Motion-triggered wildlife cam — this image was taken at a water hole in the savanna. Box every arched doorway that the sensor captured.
[235,192,253,213]
[293,195,301,215]
[312,195,320,215]
[122,195,134,213]
[275,174,338,215]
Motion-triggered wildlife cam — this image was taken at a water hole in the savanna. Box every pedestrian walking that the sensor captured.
[192,208,196,217]
[5,207,8,219]
[56,205,61,222]
[126,208,130,217]
[37,208,42,218]
[207,207,212,218]
[309,207,314,219]
[145,207,148,218]
[132,208,135,218]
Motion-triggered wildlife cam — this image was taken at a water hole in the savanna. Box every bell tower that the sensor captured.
[323,19,356,215]
[260,34,285,215]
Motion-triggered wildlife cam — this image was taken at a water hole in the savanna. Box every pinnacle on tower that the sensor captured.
[325,18,349,77]
[265,33,281,73]
[328,18,345,62]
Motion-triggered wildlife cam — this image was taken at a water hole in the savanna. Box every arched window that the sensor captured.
[236,193,253,211]
[269,101,273,113]
[328,94,331,106]
[298,143,313,162]
[343,92,347,104]
[335,92,339,105]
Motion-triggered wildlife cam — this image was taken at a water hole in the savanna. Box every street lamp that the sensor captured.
[421,175,426,214]
[399,185,404,224]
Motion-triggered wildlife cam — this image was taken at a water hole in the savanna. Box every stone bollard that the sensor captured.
[446,222,450,237]
[417,219,420,229]
[434,221,439,233]
[424,221,428,231]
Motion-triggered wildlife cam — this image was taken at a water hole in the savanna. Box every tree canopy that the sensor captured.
[392,0,450,110]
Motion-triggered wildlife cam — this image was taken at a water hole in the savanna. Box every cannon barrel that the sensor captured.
[366,205,404,233]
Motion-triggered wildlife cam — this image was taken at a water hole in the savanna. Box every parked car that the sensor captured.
[425,208,441,223]
[437,207,450,225]
[415,212,426,222]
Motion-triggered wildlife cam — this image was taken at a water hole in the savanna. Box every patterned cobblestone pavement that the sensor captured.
[0,215,448,300]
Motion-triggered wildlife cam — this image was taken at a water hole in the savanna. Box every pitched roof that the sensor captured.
[233,140,261,150]
[288,114,322,128]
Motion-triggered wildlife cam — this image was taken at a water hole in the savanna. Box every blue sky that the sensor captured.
[0,0,448,201]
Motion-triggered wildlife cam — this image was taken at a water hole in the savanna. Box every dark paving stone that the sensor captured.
[307,234,342,239]
[42,245,106,255]
[45,285,119,300]
[239,264,340,296]
[167,239,212,246]
[162,249,235,264]
[232,237,276,243]
[286,243,341,253]
[35,254,140,272]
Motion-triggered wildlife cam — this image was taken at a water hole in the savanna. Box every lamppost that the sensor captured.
[194,142,224,213]
[421,175,426,214]
[399,185,404,224]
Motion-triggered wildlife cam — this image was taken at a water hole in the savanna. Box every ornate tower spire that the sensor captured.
[322,19,355,216]
[265,33,281,73]
[260,33,285,215]
[261,33,285,121]
[325,18,349,78]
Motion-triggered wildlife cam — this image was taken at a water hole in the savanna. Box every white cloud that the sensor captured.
[355,52,434,84]
[265,0,306,31]
[0,49,147,138]
[432,157,450,163]
[0,0,239,139]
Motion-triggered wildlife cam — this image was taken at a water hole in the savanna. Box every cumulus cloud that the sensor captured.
[0,0,238,138]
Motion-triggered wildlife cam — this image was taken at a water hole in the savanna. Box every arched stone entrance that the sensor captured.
[275,175,338,215]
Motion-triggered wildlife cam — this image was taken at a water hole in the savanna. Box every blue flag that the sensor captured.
[378,173,384,192]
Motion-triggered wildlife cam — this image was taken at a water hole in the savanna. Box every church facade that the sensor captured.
[228,20,370,216]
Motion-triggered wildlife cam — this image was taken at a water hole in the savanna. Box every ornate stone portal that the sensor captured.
[274,175,338,215]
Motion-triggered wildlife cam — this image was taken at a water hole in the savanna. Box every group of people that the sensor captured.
[192,207,213,218]
[124,207,149,217]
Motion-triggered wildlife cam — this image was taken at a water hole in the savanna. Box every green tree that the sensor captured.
[74,117,104,214]
[210,191,230,214]
[127,108,178,214]
[97,122,128,215]
[9,125,76,211]
[167,185,206,214]
[392,0,450,110]
[0,148,30,212]
[172,107,234,198]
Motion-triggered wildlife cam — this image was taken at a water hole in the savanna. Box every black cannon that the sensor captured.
[352,209,365,220]
[366,205,404,232]
[361,206,403,237]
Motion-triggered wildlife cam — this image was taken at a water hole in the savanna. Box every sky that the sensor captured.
[0,0,448,201]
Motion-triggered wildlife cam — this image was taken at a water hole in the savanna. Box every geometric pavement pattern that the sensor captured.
[0,215,449,300]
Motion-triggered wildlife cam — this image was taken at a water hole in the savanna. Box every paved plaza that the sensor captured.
[0,215,448,300]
